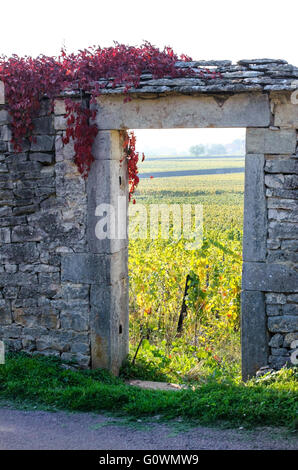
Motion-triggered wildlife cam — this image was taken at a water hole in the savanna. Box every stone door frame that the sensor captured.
[85,91,286,379]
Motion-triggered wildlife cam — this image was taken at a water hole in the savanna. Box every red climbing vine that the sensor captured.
[122,130,144,203]
[0,42,218,199]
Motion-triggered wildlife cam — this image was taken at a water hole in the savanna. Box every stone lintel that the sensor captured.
[95,93,270,129]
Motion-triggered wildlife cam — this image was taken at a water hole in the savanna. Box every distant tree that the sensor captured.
[206,144,227,155]
[189,144,205,156]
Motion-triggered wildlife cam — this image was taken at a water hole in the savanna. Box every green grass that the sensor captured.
[0,353,297,430]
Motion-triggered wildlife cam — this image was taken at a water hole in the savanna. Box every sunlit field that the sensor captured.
[140,155,244,175]
[128,159,244,383]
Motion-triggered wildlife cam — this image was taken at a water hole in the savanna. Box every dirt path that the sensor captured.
[0,407,297,450]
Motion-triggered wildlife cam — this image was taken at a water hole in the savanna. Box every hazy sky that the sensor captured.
[1,0,296,150]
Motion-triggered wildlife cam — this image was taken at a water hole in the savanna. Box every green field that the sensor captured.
[139,155,244,174]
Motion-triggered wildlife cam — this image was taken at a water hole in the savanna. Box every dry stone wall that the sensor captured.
[0,58,297,378]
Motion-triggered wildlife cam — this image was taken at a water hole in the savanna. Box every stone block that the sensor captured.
[265,293,286,304]
[268,315,298,333]
[0,125,12,141]
[32,116,54,135]
[283,303,298,315]
[0,81,5,104]
[95,93,270,129]
[61,250,127,285]
[287,294,298,302]
[0,227,10,243]
[0,299,12,325]
[29,153,54,164]
[92,130,123,161]
[61,253,106,284]
[265,158,298,174]
[274,103,298,127]
[54,99,66,115]
[241,290,268,380]
[266,304,282,316]
[243,154,267,262]
[269,355,290,369]
[246,128,296,154]
[12,225,45,242]
[283,332,298,347]
[269,333,284,347]
[0,272,37,286]
[54,115,67,130]
[242,262,298,292]
[0,110,10,125]
[90,278,128,373]
[30,135,54,152]
[87,155,128,254]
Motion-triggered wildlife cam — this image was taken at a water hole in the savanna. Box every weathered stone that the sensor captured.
[283,332,298,347]
[243,154,267,262]
[90,278,128,373]
[269,333,284,347]
[283,303,298,315]
[268,316,298,333]
[267,198,297,210]
[268,221,298,240]
[54,115,67,130]
[274,103,298,128]
[287,294,298,302]
[265,293,286,304]
[30,135,54,152]
[266,304,282,316]
[0,272,37,286]
[0,81,5,104]
[268,209,298,223]
[269,355,290,369]
[32,116,54,135]
[54,99,66,115]
[265,158,298,175]
[0,125,12,142]
[29,153,54,164]
[12,225,45,242]
[266,187,298,199]
[242,262,298,292]
[246,128,296,154]
[270,347,289,356]
[95,93,270,129]
[0,227,10,243]
[0,299,12,325]
[241,290,268,380]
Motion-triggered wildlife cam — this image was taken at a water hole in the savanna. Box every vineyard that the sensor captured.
[127,165,244,383]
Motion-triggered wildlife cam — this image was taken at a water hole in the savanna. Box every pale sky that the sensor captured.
[1,0,297,150]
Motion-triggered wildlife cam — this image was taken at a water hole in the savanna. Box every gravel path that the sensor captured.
[0,408,297,450]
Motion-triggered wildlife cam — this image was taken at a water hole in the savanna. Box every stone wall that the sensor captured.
[242,93,298,378]
[0,58,297,378]
[0,94,93,367]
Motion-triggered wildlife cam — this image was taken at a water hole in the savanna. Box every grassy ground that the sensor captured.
[0,353,297,430]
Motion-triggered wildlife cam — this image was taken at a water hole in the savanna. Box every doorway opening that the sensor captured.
[127,128,245,382]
